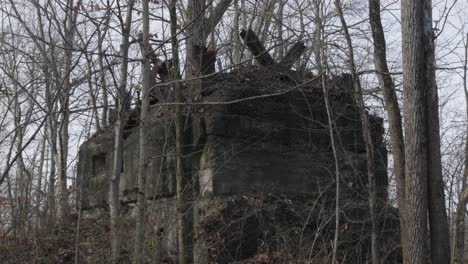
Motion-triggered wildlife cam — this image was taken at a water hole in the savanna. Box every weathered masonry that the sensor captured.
[77,28,395,263]
[77,67,388,206]
[76,66,394,262]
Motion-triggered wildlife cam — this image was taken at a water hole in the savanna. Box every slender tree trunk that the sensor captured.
[6,169,17,237]
[454,33,468,264]
[324,75,341,264]
[35,124,47,233]
[334,1,380,262]
[134,0,150,262]
[30,0,58,230]
[14,90,36,235]
[57,0,79,226]
[423,1,451,262]
[312,3,341,262]
[184,1,208,262]
[314,12,341,262]
[57,100,70,226]
[110,1,135,263]
[98,18,110,127]
[275,0,284,60]
[312,0,323,74]
[13,96,25,234]
[232,0,241,65]
[46,104,58,229]
[85,54,101,132]
[170,2,187,263]
[455,179,467,264]
[368,1,407,261]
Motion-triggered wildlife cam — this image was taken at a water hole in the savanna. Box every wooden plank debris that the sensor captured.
[240,28,275,66]
[279,41,306,69]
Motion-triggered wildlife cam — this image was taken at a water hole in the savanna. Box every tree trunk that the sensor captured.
[232,0,241,65]
[454,33,468,264]
[169,2,187,263]
[46,109,58,229]
[368,0,407,261]
[324,75,341,264]
[13,96,25,234]
[134,0,150,262]
[335,1,381,262]
[98,17,110,127]
[312,0,323,74]
[110,1,135,263]
[57,0,79,226]
[423,0,451,262]
[401,0,431,262]
[184,1,230,262]
[313,7,341,262]
[35,123,48,232]
[85,54,101,131]
[275,0,284,60]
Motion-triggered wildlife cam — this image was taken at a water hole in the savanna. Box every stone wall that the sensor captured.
[76,67,391,262]
[78,68,386,206]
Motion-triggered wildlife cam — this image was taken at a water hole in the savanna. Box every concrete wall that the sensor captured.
[76,68,391,262]
[77,69,387,208]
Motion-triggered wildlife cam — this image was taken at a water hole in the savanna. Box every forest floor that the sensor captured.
[0,213,113,264]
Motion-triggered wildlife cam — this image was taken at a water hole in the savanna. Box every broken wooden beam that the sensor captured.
[279,41,306,70]
[240,28,275,66]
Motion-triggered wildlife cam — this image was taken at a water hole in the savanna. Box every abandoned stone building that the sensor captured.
[77,32,399,263]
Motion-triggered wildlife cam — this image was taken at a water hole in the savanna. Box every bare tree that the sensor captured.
[168,1,187,263]
[57,0,80,226]
[368,0,407,262]
[134,0,151,262]
[334,1,381,263]
[424,2,451,263]
[311,5,341,261]
[453,32,468,264]
[401,0,450,262]
[109,1,136,263]
[179,1,232,262]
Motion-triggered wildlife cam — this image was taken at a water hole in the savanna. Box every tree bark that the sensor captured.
[275,0,285,60]
[134,0,150,262]
[169,1,187,263]
[335,1,381,262]
[323,75,341,264]
[109,1,135,263]
[454,33,468,264]
[35,123,48,232]
[97,16,110,127]
[368,0,407,261]
[183,1,230,262]
[312,0,324,74]
[13,94,26,234]
[423,0,451,262]
[57,0,80,226]
[232,0,242,65]
[401,0,434,262]
[313,5,341,262]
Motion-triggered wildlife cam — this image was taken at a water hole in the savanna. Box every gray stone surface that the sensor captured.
[77,67,387,208]
[76,67,392,262]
